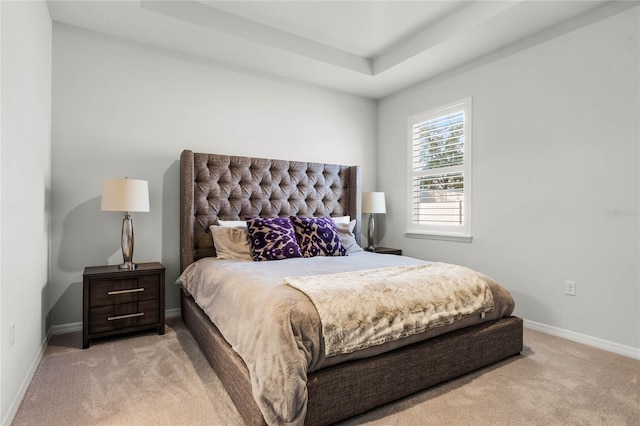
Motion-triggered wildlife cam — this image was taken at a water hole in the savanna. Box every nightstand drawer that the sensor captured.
[90,275,160,306]
[89,300,160,334]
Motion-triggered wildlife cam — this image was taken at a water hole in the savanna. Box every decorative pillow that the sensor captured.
[290,216,347,258]
[209,225,253,261]
[245,217,302,261]
[336,219,363,254]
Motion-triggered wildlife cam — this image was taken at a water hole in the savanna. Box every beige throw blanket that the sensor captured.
[285,262,495,357]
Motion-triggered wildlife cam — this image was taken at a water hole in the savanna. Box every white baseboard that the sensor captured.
[1,331,50,426]
[51,321,82,335]
[166,308,181,318]
[50,313,639,360]
[51,308,182,335]
[524,319,640,360]
[50,314,640,360]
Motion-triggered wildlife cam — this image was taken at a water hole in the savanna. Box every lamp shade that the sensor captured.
[362,192,386,214]
[101,178,150,212]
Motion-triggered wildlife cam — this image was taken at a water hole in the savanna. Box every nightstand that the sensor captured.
[365,247,403,255]
[83,262,165,348]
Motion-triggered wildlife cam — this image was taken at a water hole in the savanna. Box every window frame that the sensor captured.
[406,97,473,242]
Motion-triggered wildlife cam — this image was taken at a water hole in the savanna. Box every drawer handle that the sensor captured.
[108,312,144,321]
[108,288,144,296]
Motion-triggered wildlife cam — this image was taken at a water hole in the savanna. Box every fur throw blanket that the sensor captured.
[285,262,495,357]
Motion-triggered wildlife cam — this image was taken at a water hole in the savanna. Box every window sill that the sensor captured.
[404,232,473,243]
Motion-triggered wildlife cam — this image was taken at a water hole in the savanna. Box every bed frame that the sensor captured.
[179,150,523,425]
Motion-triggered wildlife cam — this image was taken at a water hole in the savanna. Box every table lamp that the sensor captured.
[101,178,150,270]
[362,192,386,250]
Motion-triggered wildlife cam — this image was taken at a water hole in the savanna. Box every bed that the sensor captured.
[178,150,523,425]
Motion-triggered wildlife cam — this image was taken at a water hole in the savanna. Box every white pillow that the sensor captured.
[218,219,248,228]
[335,219,363,253]
[209,225,253,261]
[331,215,351,225]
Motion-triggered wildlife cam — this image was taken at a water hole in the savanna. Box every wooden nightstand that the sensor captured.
[365,247,403,255]
[83,262,165,348]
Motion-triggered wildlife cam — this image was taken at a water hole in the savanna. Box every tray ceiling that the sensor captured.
[47,0,627,99]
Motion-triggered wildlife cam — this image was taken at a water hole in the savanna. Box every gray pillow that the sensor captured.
[209,225,253,261]
[336,220,363,253]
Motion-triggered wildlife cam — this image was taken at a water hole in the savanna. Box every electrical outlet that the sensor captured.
[564,280,576,296]
[9,324,15,348]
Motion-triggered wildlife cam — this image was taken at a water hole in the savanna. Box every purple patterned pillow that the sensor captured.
[245,217,303,261]
[290,216,347,258]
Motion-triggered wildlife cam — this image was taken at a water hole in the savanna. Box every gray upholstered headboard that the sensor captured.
[180,150,362,272]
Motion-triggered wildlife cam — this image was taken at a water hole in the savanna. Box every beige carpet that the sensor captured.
[12,318,639,425]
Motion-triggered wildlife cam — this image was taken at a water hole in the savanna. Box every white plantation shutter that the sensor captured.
[407,98,472,239]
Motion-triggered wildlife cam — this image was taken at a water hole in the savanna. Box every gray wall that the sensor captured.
[50,24,378,326]
[377,6,639,350]
[0,1,52,422]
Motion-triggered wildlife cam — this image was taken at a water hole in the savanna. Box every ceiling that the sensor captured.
[47,0,619,99]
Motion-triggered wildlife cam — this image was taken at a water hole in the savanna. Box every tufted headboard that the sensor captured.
[180,150,362,272]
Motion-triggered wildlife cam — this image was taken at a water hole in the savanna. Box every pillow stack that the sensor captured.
[210,215,362,261]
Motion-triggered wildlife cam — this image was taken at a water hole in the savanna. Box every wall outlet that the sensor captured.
[9,324,15,348]
[565,280,576,296]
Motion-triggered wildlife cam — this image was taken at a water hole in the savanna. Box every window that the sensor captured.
[407,98,472,241]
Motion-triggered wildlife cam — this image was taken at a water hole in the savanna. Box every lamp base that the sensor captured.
[367,213,376,251]
[119,261,136,270]
[120,213,136,270]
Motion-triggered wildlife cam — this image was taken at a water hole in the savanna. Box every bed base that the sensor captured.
[181,291,523,425]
